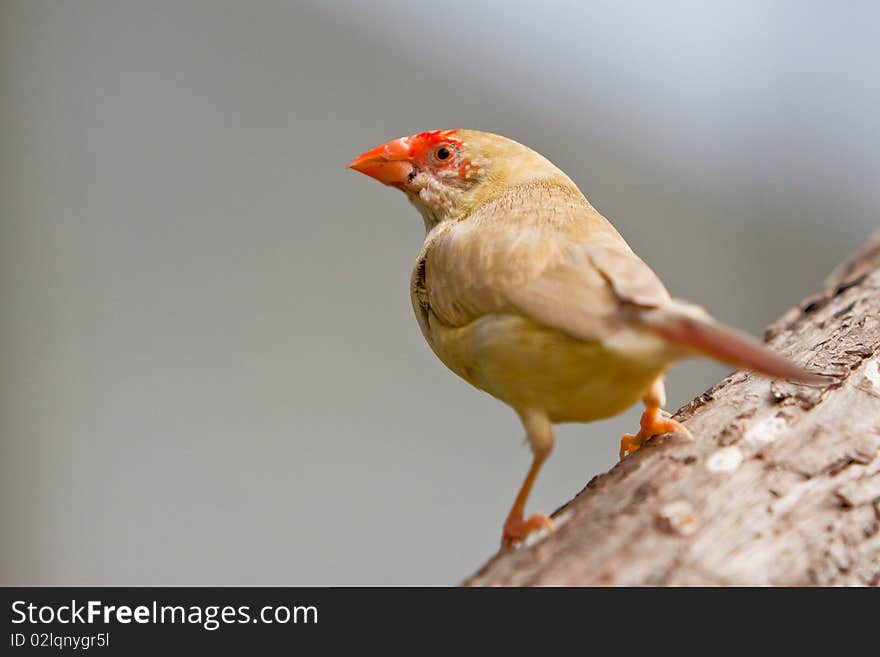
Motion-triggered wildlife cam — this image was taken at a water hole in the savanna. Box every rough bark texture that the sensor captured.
[464,234,880,586]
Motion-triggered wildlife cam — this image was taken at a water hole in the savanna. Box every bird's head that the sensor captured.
[348,129,574,230]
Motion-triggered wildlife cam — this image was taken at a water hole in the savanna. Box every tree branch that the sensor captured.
[464,234,880,586]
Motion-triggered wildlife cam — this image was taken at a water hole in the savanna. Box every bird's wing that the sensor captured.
[424,182,671,343]
[423,181,822,382]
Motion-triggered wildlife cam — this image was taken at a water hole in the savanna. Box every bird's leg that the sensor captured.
[501,452,552,547]
[619,376,692,460]
[501,410,554,548]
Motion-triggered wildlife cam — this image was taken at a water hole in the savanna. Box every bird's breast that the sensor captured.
[417,310,675,424]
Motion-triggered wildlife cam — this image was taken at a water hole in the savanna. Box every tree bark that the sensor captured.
[463,234,880,586]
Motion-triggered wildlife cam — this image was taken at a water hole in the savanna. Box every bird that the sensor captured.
[347,129,822,548]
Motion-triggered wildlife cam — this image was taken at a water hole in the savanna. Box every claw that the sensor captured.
[619,406,692,460]
[502,512,553,547]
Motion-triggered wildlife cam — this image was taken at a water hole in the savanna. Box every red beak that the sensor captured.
[347,137,413,186]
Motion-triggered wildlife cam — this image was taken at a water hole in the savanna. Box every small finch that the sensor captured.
[348,130,822,548]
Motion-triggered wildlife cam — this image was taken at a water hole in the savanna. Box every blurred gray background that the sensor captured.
[1,0,877,585]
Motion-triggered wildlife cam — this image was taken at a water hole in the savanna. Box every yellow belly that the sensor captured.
[425,313,677,423]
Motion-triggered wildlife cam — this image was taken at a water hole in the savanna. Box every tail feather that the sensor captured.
[643,303,826,384]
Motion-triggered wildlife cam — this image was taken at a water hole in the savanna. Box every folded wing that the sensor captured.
[425,182,670,342]
[424,181,821,383]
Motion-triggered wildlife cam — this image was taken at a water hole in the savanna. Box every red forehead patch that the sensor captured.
[413,129,462,146]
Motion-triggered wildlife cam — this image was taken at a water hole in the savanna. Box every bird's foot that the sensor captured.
[501,512,553,548]
[619,406,692,460]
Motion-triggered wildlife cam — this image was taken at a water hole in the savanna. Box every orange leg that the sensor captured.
[501,451,553,547]
[502,409,554,548]
[620,377,692,460]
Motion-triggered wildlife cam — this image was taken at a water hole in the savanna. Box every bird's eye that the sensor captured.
[432,144,454,163]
